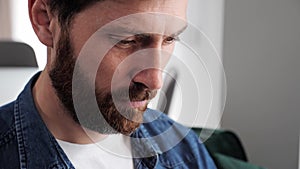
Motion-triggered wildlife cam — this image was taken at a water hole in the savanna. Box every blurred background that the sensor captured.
[0,0,299,169]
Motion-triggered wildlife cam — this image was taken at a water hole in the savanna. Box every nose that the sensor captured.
[132,46,164,90]
[132,68,163,90]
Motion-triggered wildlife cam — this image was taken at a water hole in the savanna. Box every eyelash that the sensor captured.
[163,36,180,44]
[112,36,180,49]
[118,39,136,48]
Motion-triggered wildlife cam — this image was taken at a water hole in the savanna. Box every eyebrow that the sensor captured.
[106,23,188,37]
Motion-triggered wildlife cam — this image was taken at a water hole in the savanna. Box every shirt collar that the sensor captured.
[14,72,74,169]
[14,72,162,169]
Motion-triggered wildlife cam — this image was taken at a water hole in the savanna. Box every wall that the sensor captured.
[222,0,300,168]
[0,1,40,105]
[0,0,11,39]
[11,0,46,69]
[0,68,38,105]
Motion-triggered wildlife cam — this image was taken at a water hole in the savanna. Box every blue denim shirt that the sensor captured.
[0,73,216,169]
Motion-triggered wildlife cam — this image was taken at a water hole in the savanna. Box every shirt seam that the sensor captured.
[14,97,27,169]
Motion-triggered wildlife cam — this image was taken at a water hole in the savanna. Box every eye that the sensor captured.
[163,36,180,45]
[116,38,137,49]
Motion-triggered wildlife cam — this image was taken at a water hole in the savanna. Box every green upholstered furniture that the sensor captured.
[192,128,266,169]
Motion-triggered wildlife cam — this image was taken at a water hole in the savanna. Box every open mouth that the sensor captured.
[114,98,149,110]
[129,100,148,109]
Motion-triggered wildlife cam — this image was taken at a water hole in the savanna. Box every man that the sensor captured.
[0,0,217,168]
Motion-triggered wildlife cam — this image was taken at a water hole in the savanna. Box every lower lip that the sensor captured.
[129,100,148,109]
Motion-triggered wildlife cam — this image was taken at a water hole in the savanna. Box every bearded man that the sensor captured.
[0,0,216,168]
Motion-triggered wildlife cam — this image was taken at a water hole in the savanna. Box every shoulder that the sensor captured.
[141,108,196,140]
[0,102,21,168]
[139,109,217,168]
[0,102,16,136]
[141,109,200,142]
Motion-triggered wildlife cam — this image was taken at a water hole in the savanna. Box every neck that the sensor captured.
[32,70,106,144]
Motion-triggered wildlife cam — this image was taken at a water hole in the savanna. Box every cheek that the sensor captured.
[161,44,176,67]
[95,58,115,92]
[95,48,130,91]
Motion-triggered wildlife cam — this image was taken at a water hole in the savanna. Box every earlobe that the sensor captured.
[29,0,53,47]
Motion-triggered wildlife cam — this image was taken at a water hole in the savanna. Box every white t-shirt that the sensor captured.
[57,135,133,169]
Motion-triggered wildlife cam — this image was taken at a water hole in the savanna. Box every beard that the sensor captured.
[49,29,157,135]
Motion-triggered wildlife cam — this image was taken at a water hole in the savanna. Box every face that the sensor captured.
[49,0,188,135]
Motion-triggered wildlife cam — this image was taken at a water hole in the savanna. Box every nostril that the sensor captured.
[132,68,163,90]
[130,81,148,92]
[129,81,148,99]
[129,81,157,101]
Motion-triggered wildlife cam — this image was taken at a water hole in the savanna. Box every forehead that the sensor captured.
[101,13,187,36]
[72,0,188,35]
[105,0,188,16]
[78,0,187,23]
[69,0,188,55]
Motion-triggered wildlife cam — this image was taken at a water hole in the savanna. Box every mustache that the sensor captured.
[111,82,157,102]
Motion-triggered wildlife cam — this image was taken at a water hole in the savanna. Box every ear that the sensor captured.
[28,0,53,47]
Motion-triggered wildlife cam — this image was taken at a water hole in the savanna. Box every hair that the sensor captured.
[48,0,105,28]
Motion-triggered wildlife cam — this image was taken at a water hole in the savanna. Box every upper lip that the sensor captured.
[130,98,146,102]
